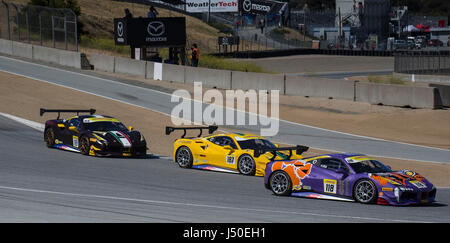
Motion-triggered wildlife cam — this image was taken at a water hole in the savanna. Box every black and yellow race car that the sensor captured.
[41,108,147,157]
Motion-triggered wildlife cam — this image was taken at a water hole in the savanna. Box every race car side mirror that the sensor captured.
[223,145,234,151]
[223,146,234,155]
[128,126,134,131]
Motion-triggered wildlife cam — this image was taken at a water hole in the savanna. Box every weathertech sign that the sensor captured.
[186,0,238,13]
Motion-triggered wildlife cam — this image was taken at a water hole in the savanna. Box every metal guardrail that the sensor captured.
[0,1,78,51]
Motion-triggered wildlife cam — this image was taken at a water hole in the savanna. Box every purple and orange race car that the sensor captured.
[263,152,437,205]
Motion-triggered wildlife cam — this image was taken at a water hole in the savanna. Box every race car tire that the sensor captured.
[79,136,91,155]
[237,154,256,176]
[175,146,193,168]
[270,171,292,196]
[44,128,55,148]
[353,179,378,204]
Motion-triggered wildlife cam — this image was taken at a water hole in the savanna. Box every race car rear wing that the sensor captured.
[253,145,309,161]
[165,125,218,138]
[40,108,96,119]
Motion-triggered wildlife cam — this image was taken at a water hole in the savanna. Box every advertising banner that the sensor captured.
[114,17,186,47]
[185,0,238,13]
[218,36,240,45]
[238,0,284,15]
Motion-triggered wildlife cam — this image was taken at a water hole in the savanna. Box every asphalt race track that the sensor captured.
[0,115,449,222]
[0,56,449,164]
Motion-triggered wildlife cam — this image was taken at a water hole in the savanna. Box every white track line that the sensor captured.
[0,55,449,161]
[0,112,44,131]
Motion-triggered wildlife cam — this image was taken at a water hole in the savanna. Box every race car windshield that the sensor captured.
[349,160,393,173]
[83,121,128,132]
[238,139,277,150]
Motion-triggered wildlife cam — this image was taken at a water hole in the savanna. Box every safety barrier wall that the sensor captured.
[0,39,13,55]
[0,39,443,109]
[114,56,147,78]
[12,41,33,59]
[231,71,285,91]
[0,39,83,69]
[185,66,231,89]
[355,82,441,109]
[89,53,115,73]
[161,63,185,83]
[285,76,355,100]
[32,45,60,64]
[59,49,82,69]
[429,83,450,107]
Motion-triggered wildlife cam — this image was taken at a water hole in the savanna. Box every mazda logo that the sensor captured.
[117,21,124,37]
[147,21,165,37]
[242,0,251,12]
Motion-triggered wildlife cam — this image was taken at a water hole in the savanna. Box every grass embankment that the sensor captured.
[367,75,405,85]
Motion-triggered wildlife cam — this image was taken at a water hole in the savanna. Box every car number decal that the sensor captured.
[324,179,337,194]
[226,155,235,165]
[73,136,79,148]
[410,180,426,188]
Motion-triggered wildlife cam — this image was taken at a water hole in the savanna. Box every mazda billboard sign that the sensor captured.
[114,17,186,47]
[239,0,273,14]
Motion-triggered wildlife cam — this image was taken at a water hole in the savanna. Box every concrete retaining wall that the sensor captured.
[429,83,450,107]
[32,45,60,64]
[161,63,185,83]
[59,49,82,69]
[355,82,441,109]
[114,56,147,78]
[12,41,32,59]
[0,38,444,109]
[185,66,231,89]
[231,71,284,91]
[146,61,155,80]
[285,76,355,100]
[0,39,13,55]
[32,45,81,69]
[89,53,115,73]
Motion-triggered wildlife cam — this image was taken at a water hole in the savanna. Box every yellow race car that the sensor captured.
[165,126,309,176]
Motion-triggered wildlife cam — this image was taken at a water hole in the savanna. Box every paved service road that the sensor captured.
[0,115,448,222]
[0,55,449,163]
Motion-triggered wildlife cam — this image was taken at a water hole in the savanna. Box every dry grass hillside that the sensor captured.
[6,0,223,53]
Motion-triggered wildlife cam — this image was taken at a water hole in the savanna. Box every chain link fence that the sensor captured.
[0,1,78,51]
[394,50,450,75]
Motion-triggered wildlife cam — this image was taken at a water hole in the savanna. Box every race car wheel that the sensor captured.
[353,179,378,204]
[270,171,292,196]
[44,128,55,148]
[79,136,90,155]
[175,146,193,168]
[237,154,256,176]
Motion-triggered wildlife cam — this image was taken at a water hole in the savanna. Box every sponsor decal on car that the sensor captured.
[72,136,79,148]
[272,160,312,189]
[226,155,235,165]
[323,179,337,194]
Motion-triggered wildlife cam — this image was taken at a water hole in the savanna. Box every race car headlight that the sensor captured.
[140,135,146,142]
